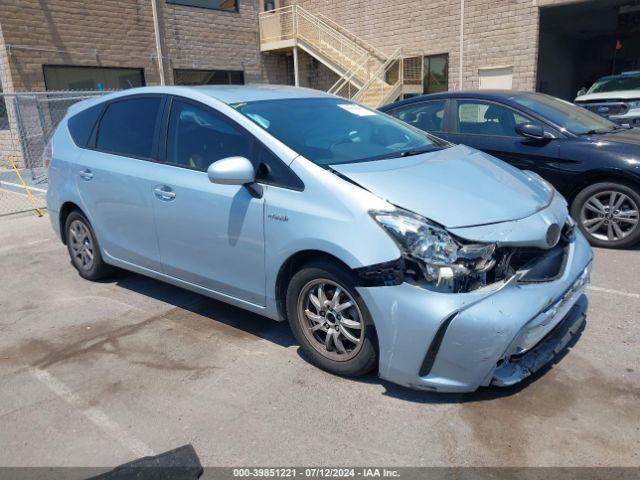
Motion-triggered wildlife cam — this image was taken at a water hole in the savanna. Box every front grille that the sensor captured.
[493,221,574,283]
[514,244,569,283]
[580,102,629,116]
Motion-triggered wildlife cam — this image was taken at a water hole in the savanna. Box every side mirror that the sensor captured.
[576,88,587,97]
[207,156,255,185]
[516,122,546,141]
[207,156,263,198]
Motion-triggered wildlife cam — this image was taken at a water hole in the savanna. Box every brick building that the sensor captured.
[0,0,638,167]
[0,0,637,96]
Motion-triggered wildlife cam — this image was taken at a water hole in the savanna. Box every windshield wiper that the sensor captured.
[580,125,629,135]
[579,128,614,135]
[398,147,440,157]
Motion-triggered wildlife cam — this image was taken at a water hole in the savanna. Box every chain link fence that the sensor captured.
[0,91,108,216]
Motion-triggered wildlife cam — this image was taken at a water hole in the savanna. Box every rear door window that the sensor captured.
[96,96,162,158]
[387,99,447,133]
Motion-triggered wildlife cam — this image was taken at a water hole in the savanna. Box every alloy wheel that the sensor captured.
[297,279,364,361]
[68,219,95,271]
[580,190,639,243]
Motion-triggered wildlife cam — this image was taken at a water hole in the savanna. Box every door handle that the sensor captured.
[79,169,94,181]
[154,186,176,201]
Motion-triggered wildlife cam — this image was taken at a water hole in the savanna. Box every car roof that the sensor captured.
[188,84,335,104]
[379,90,538,111]
[595,71,640,80]
[67,84,335,115]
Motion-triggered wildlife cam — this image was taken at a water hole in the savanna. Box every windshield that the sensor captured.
[231,97,448,166]
[588,75,640,93]
[510,93,618,135]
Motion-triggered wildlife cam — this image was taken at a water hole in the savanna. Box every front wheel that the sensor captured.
[286,261,377,377]
[571,182,640,248]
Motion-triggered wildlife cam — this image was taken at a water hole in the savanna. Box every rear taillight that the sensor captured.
[42,140,53,170]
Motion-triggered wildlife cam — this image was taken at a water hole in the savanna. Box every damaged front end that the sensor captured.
[370,207,576,294]
[491,266,590,387]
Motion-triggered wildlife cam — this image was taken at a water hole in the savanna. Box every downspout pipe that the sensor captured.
[151,0,166,85]
[459,0,464,90]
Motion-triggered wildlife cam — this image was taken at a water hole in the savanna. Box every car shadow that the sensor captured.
[109,270,585,404]
[109,269,297,348]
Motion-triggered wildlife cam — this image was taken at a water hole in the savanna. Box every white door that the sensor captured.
[479,67,513,90]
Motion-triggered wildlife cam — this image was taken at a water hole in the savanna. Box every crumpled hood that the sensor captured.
[331,144,553,228]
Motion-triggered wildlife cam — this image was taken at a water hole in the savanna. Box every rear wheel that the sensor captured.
[286,261,377,377]
[65,211,113,280]
[571,182,640,248]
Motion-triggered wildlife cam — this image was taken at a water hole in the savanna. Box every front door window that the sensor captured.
[456,100,529,137]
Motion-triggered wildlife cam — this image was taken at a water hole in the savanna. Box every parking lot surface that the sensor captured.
[0,213,638,467]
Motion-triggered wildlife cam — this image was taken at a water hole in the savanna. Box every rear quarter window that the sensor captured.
[96,96,162,159]
[67,103,103,147]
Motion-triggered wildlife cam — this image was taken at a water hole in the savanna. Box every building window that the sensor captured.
[263,0,276,11]
[166,0,238,12]
[173,69,245,85]
[43,66,145,91]
[0,79,8,130]
[423,54,448,94]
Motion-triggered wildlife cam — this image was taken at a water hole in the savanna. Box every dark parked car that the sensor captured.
[380,91,640,248]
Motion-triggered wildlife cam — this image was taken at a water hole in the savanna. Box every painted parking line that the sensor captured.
[0,180,47,193]
[31,368,155,458]
[588,285,640,299]
[0,238,52,255]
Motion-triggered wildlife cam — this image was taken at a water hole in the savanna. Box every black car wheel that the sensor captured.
[571,182,640,248]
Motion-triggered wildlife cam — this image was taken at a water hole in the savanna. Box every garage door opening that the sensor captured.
[537,0,640,101]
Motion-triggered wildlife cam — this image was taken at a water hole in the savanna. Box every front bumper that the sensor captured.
[357,231,592,393]
[608,113,640,126]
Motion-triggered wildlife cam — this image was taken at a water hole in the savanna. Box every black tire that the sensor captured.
[64,210,113,280]
[571,182,640,249]
[286,260,377,377]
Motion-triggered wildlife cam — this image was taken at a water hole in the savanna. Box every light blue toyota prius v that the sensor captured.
[46,85,593,392]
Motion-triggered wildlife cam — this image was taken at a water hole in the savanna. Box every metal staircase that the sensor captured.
[258,5,409,107]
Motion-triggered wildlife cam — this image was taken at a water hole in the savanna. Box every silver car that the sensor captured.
[46,85,592,392]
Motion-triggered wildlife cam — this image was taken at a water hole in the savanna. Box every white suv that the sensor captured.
[575,71,640,126]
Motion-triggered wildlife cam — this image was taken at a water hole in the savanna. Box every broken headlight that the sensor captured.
[371,209,496,288]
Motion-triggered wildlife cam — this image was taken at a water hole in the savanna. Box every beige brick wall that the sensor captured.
[162,0,263,83]
[0,0,264,91]
[0,0,161,91]
[261,53,294,85]
[462,0,539,90]
[282,0,542,91]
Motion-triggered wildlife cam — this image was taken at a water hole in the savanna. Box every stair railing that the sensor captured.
[314,12,387,62]
[327,51,372,99]
[294,6,370,66]
[258,6,404,107]
[353,47,404,107]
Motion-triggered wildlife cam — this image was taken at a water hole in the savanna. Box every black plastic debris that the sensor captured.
[88,444,203,480]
